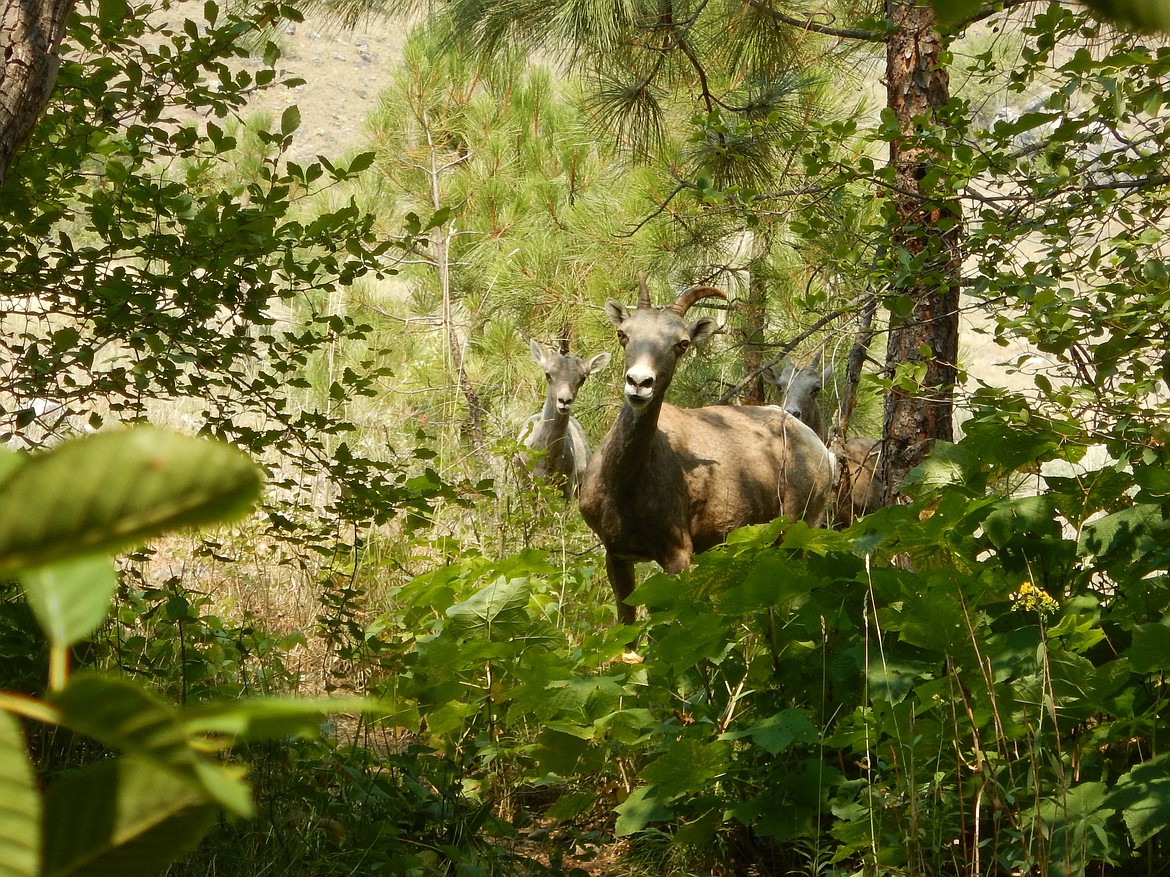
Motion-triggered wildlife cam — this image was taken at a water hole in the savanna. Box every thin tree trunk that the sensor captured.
[423,111,486,454]
[0,0,75,182]
[879,0,961,502]
[739,253,768,406]
[838,291,877,435]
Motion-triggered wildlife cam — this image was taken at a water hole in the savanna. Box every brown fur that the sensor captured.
[763,354,885,528]
[579,278,835,629]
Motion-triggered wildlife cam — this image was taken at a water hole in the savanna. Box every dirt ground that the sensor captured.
[243,11,414,165]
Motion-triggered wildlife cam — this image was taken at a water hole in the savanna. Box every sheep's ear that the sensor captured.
[529,338,547,367]
[586,352,611,374]
[779,356,795,380]
[688,316,719,346]
[822,362,835,384]
[603,299,629,329]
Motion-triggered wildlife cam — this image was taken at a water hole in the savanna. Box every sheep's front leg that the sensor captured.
[606,553,638,627]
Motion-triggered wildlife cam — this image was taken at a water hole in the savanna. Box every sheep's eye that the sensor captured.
[676,338,691,353]
[617,331,629,346]
[545,372,552,381]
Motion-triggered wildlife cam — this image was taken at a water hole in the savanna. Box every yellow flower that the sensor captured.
[1011,581,1059,617]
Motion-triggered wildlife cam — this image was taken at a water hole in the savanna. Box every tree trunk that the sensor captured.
[421,110,486,455]
[0,0,75,183]
[879,0,961,502]
[738,242,769,406]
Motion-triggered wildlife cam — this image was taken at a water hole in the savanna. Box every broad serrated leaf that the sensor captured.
[42,756,217,877]
[0,428,263,576]
[614,785,670,837]
[1106,753,1170,846]
[52,674,253,817]
[1126,623,1170,674]
[722,708,819,756]
[19,555,117,648]
[640,739,730,798]
[0,711,39,877]
[546,791,597,822]
[445,576,529,638]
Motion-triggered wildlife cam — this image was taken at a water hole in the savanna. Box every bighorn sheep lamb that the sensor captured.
[764,355,885,528]
[579,276,836,634]
[517,339,611,499]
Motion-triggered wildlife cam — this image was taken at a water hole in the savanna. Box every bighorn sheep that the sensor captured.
[516,339,611,499]
[579,276,836,636]
[764,355,885,528]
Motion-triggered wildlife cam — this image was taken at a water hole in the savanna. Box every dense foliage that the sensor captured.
[4,1,1170,876]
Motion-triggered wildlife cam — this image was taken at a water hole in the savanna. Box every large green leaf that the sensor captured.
[19,555,117,648]
[51,674,252,817]
[444,576,530,638]
[0,711,39,877]
[722,708,819,756]
[640,739,731,798]
[41,756,217,877]
[1106,753,1170,845]
[614,785,671,837]
[1126,622,1170,674]
[0,428,263,576]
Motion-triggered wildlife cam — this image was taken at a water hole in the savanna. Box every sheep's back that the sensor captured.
[657,403,834,539]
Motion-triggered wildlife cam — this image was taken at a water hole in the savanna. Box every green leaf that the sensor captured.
[0,711,39,877]
[0,448,21,486]
[52,674,253,817]
[1108,754,1170,845]
[97,0,129,38]
[347,151,375,174]
[530,729,592,775]
[444,576,529,638]
[1079,0,1170,33]
[927,0,985,29]
[0,428,263,576]
[640,740,730,798]
[19,555,117,648]
[281,105,301,136]
[614,785,671,837]
[184,696,396,741]
[1126,623,1170,674]
[41,756,217,877]
[900,441,980,493]
[545,791,597,822]
[722,709,819,756]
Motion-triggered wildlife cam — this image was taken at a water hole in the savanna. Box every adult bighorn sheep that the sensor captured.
[516,339,611,499]
[579,276,836,637]
[764,355,885,528]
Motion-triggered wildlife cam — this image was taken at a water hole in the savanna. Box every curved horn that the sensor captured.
[668,284,726,316]
[636,271,652,309]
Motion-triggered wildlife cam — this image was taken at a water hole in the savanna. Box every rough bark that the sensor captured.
[0,0,75,183]
[880,0,961,503]
[737,256,769,406]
